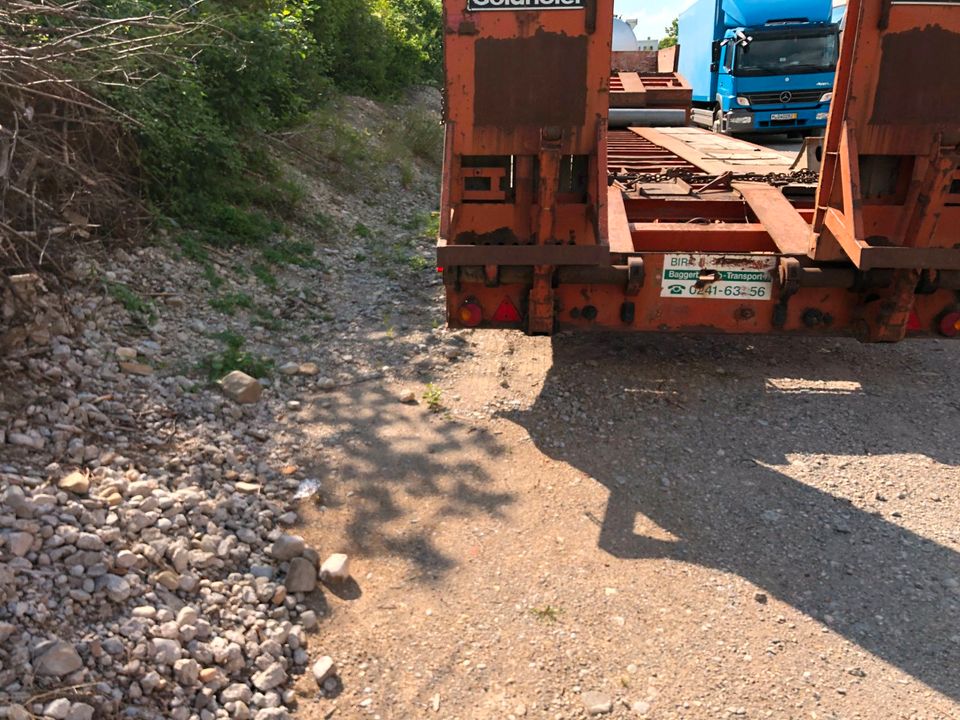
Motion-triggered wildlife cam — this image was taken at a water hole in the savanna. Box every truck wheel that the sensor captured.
[712,109,726,135]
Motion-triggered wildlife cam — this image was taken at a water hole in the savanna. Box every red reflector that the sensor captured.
[906,310,922,332]
[458,300,483,327]
[436,266,444,273]
[492,297,521,323]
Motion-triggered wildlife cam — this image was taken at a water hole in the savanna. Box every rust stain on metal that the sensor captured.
[455,227,521,246]
[474,29,588,128]
[871,25,960,126]
[712,256,774,269]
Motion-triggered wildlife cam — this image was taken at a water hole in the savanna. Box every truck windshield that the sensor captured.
[734,32,838,75]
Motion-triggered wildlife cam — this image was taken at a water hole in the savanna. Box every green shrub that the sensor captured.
[200,330,274,380]
[15,0,444,255]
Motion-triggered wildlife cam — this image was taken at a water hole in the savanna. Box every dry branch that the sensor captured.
[0,1,206,272]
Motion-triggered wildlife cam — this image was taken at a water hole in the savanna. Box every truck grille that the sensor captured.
[744,90,824,105]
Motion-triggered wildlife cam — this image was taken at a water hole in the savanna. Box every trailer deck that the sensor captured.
[438,0,960,342]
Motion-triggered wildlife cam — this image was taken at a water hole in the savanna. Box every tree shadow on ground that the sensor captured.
[287,378,513,580]
[506,332,960,702]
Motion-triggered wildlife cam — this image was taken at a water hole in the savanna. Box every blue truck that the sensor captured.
[677,0,840,136]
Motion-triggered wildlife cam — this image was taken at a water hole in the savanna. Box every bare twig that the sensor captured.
[0,0,213,272]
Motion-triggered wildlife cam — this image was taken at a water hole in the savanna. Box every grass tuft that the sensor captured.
[199,330,273,380]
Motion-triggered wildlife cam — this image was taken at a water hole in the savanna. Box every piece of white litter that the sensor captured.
[293,478,320,500]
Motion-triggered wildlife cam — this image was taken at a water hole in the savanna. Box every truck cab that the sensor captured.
[680,0,839,135]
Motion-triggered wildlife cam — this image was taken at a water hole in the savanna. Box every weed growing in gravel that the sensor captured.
[407,254,430,272]
[201,263,224,290]
[530,605,562,623]
[252,263,278,289]
[400,107,444,164]
[261,239,320,268]
[399,161,415,189]
[209,292,254,316]
[253,307,284,332]
[175,234,209,263]
[424,211,440,239]
[200,330,273,380]
[106,281,156,323]
[305,210,337,240]
[423,383,443,412]
[354,222,373,239]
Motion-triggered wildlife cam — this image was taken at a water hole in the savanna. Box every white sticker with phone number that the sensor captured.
[660,253,776,301]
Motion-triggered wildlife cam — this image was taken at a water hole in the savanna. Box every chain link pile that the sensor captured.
[611,167,820,189]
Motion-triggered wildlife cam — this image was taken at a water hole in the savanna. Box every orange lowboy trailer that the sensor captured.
[437,0,960,341]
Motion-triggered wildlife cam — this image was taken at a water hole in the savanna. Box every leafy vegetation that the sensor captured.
[200,330,274,380]
[422,383,443,412]
[660,18,679,49]
[530,605,562,623]
[1,0,443,269]
[209,292,255,316]
[106,281,157,324]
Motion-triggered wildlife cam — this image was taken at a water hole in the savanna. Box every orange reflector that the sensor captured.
[906,310,922,332]
[939,311,960,338]
[458,300,483,327]
[492,297,521,323]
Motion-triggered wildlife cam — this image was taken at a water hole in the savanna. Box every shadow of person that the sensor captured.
[507,331,960,701]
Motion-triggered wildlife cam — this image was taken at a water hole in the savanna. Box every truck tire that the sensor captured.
[712,108,727,135]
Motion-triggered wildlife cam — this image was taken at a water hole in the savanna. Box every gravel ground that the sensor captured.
[2,113,958,720]
[291,330,960,720]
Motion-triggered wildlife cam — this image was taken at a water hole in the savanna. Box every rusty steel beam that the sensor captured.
[437,240,609,267]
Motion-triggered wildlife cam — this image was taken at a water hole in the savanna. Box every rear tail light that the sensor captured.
[458,299,483,327]
[939,310,960,337]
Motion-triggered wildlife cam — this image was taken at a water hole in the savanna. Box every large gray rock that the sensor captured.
[34,640,83,676]
[269,535,305,561]
[7,531,33,557]
[582,691,613,715]
[150,638,182,665]
[99,574,131,602]
[220,371,263,404]
[174,658,200,685]
[251,661,287,691]
[319,553,350,582]
[66,702,95,720]
[284,557,317,593]
[254,709,289,720]
[311,656,336,686]
[4,704,30,720]
[221,683,253,704]
[2,486,34,517]
[43,698,71,720]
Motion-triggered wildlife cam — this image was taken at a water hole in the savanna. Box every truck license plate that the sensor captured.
[771,112,798,121]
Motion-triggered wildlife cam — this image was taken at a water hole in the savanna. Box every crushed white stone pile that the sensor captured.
[0,464,333,718]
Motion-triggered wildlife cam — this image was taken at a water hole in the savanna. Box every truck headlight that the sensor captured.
[728,114,753,125]
[819,91,833,103]
[735,96,750,107]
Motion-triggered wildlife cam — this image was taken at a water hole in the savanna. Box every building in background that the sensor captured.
[621,17,658,50]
